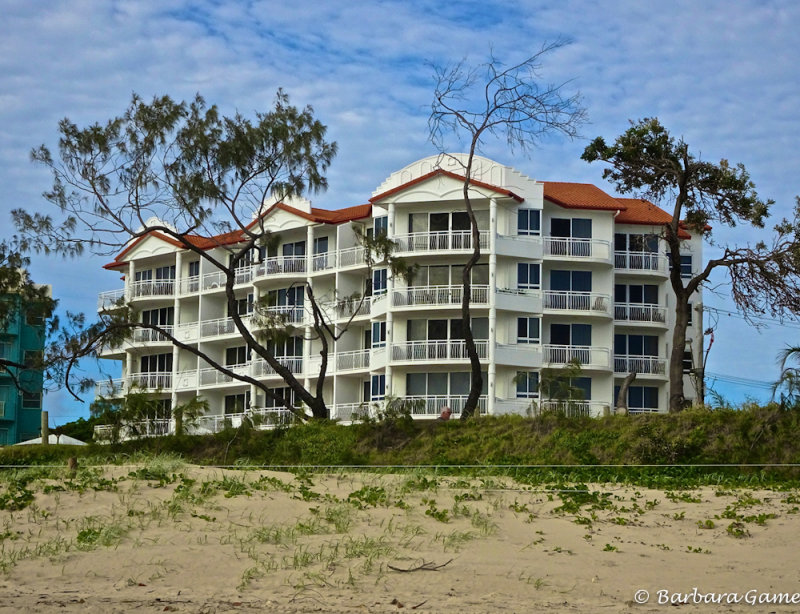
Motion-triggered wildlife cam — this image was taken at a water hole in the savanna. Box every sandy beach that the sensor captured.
[0,461,798,613]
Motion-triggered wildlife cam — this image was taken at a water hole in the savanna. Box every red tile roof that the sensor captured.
[370,169,524,203]
[542,182,626,211]
[103,203,372,269]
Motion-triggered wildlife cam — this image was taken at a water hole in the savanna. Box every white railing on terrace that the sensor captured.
[200,317,246,337]
[334,297,371,319]
[614,303,668,323]
[543,345,610,368]
[336,349,370,371]
[93,419,171,441]
[537,400,610,417]
[252,357,303,376]
[132,326,174,343]
[614,251,667,272]
[179,276,200,294]
[254,256,307,277]
[258,306,305,324]
[199,364,250,387]
[129,372,172,390]
[202,270,227,290]
[392,339,489,362]
[613,355,667,375]
[393,230,490,253]
[392,285,490,308]
[174,322,199,341]
[543,291,610,313]
[404,395,487,417]
[130,279,175,298]
[95,378,126,397]
[544,237,609,259]
[329,403,370,422]
[627,407,661,415]
[337,246,368,268]
[312,253,336,271]
[98,289,126,310]
[193,408,294,434]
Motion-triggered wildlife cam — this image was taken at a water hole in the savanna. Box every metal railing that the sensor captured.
[179,276,200,294]
[613,355,667,375]
[312,253,336,271]
[393,230,490,253]
[614,251,667,272]
[537,400,610,417]
[199,317,243,337]
[254,256,307,277]
[252,357,303,376]
[336,349,370,371]
[544,237,609,259]
[614,303,668,323]
[199,364,250,387]
[543,291,610,313]
[132,326,174,343]
[392,339,489,361]
[542,345,609,368]
[129,372,172,390]
[392,284,490,307]
[98,289,126,310]
[130,279,175,298]
[337,246,368,268]
[95,378,126,397]
[404,395,487,416]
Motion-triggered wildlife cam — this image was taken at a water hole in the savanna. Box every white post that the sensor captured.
[488,198,498,415]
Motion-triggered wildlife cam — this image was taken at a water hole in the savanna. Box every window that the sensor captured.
[615,284,658,304]
[550,270,592,292]
[188,261,200,277]
[141,308,174,340]
[187,261,200,292]
[517,263,541,290]
[270,286,304,308]
[372,269,388,295]
[282,241,306,257]
[225,346,250,366]
[615,233,658,253]
[517,209,541,236]
[411,264,488,287]
[0,342,11,359]
[516,371,539,398]
[407,318,488,342]
[371,321,387,348]
[373,216,388,237]
[225,392,250,415]
[134,269,153,283]
[229,293,254,317]
[686,303,693,325]
[268,336,303,357]
[23,351,43,369]
[517,317,541,344]
[265,387,296,409]
[140,353,173,373]
[614,335,659,357]
[371,374,386,401]
[551,217,592,238]
[22,392,41,410]
[155,265,176,293]
[313,236,330,269]
[406,372,486,397]
[614,385,659,411]
[680,255,692,278]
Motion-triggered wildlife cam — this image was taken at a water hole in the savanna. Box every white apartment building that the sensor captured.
[95,154,703,435]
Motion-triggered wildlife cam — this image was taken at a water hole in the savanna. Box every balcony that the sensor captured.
[336,349,370,371]
[337,246,368,268]
[391,285,490,309]
[130,280,175,299]
[95,378,126,397]
[391,339,489,362]
[537,399,610,417]
[613,355,667,375]
[614,251,667,274]
[199,317,246,338]
[199,364,250,387]
[312,253,336,272]
[258,306,305,325]
[132,327,174,343]
[129,372,172,391]
[544,237,610,261]
[179,276,200,295]
[614,303,668,324]
[543,291,610,315]
[332,296,371,320]
[542,345,610,369]
[393,230,490,254]
[98,289,126,311]
[252,357,303,377]
[404,395,487,417]
[254,256,307,278]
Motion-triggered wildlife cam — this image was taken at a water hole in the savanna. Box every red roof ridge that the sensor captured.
[542,181,627,211]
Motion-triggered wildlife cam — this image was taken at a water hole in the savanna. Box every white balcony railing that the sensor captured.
[336,349,370,371]
[628,407,661,415]
[543,345,610,369]
[394,230,490,254]
[614,251,667,272]
[130,279,175,298]
[543,291,610,313]
[544,237,610,259]
[199,364,250,387]
[333,296,371,320]
[392,285,490,308]
[179,276,200,294]
[613,355,667,375]
[337,246,368,268]
[312,253,336,271]
[95,378,126,397]
[404,395,487,416]
[98,289,126,311]
[537,400,610,417]
[129,372,172,390]
[614,303,668,324]
[392,339,489,362]
[199,317,245,337]
[252,357,303,377]
[254,256,307,277]
[258,306,305,325]
[132,326,174,343]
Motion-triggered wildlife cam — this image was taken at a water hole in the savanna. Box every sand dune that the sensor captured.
[0,463,798,613]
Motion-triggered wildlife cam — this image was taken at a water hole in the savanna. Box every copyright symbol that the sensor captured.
[634,589,650,604]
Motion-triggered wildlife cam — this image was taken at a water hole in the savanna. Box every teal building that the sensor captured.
[0,292,48,444]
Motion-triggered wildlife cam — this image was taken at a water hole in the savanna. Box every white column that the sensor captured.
[488,198,498,415]
[171,251,182,413]
[304,224,314,392]
[385,204,395,399]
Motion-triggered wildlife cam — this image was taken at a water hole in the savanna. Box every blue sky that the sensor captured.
[1,0,798,423]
